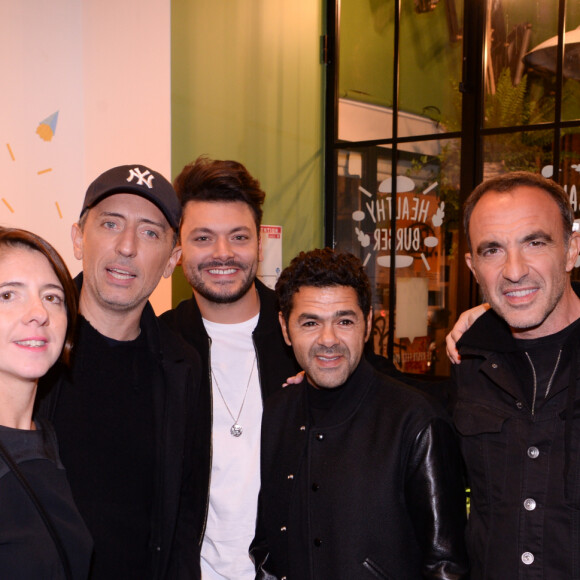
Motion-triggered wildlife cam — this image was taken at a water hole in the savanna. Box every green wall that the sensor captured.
[170,0,325,304]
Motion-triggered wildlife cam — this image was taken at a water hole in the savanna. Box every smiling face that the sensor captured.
[279,285,372,389]
[465,186,580,338]
[71,193,180,316]
[0,246,67,385]
[180,200,262,306]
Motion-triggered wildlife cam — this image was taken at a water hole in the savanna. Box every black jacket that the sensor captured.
[37,275,203,580]
[251,359,469,580]
[159,279,302,543]
[455,308,580,579]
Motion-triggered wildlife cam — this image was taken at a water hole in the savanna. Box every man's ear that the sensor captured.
[465,253,478,282]
[163,245,182,279]
[279,311,292,346]
[71,222,83,261]
[565,231,580,273]
[364,308,373,342]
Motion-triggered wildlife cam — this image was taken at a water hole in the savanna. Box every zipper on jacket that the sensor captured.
[151,351,168,578]
[362,558,391,579]
[200,336,213,546]
[252,335,265,403]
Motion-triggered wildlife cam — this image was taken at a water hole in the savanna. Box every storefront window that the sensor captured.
[326,0,580,376]
[335,140,460,376]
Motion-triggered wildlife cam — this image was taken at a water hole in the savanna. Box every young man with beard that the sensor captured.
[38,165,203,579]
[160,157,300,580]
[250,249,468,580]
[448,171,580,578]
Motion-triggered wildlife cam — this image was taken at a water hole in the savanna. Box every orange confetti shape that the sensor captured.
[55,202,63,219]
[36,124,53,142]
[37,168,52,175]
[2,199,14,213]
[6,144,15,161]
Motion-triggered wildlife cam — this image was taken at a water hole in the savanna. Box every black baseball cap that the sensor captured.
[80,165,181,229]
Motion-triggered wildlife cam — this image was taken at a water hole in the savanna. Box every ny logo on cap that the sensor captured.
[127,168,155,189]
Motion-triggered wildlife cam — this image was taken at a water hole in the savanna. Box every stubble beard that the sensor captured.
[184,260,257,305]
[304,345,353,390]
[488,279,566,334]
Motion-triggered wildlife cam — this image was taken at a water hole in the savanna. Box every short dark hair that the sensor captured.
[276,248,372,323]
[173,156,266,232]
[0,228,78,365]
[464,171,574,252]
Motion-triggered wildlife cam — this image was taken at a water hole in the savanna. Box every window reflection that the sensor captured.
[336,142,460,376]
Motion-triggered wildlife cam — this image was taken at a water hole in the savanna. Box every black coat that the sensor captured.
[455,308,580,579]
[251,359,469,580]
[159,278,301,543]
[37,278,203,580]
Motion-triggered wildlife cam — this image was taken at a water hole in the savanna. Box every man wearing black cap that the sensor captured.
[38,165,203,579]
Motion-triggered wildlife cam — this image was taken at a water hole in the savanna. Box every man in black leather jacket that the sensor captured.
[250,248,468,580]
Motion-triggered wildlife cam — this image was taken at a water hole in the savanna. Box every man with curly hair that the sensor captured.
[250,248,468,580]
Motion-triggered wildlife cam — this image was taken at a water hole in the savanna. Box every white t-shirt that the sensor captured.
[201,314,262,580]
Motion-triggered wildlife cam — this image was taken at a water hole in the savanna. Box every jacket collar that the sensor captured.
[298,358,376,429]
[457,309,517,354]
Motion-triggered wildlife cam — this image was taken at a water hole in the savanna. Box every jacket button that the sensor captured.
[287,474,294,480]
[521,552,534,565]
[491,363,498,369]
[523,498,536,511]
[312,483,320,491]
[280,526,287,532]
[314,538,322,547]
[300,425,306,431]
[316,433,324,441]
[527,446,539,459]
[516,401,524,409]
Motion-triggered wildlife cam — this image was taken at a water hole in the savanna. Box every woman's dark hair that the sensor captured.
[0,228,78,365]
[276,248,372,323]
[173,156,266,233]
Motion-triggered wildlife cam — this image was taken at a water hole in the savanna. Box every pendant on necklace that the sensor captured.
[230,423,243,437]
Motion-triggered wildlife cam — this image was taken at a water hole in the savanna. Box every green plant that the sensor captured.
[484,68,553,172]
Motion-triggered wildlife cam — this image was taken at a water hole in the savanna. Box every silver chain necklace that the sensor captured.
[211,356,256,437]
[524,349,562,416]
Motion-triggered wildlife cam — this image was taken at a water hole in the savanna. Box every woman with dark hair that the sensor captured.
[0,227,92,578]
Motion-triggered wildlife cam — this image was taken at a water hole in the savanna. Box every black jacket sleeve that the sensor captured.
[404,418,470,580]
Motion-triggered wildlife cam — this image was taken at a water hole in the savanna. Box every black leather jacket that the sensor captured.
[251,359,469,580]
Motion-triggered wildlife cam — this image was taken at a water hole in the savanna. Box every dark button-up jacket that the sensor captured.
[455,309,580,579]
[251,359,469,580]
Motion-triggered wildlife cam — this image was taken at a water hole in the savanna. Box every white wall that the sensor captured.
[0,0,172,312]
